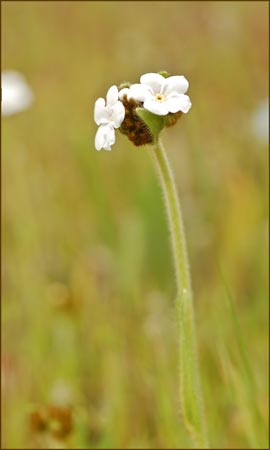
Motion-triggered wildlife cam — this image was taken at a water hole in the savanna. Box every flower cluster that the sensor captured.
[94,72,191,151]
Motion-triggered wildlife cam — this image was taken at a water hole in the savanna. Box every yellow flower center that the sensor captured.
[155,93,165,103]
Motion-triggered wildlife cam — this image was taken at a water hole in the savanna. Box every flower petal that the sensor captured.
[94,98,110,125]
[111,101,125,128]
[165,94,192,114]
[106,85,118,106]
[129,83,153,102]
[143,98,169,116]
[140,73,165,94]
[118,87,130,101]
[95,124,115,151]
[162,76,189,96]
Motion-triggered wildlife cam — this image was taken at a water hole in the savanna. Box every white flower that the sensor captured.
[128,72,192,116]
[94,85,125,151]
[1,71,34,116]
[251,99,269,143]
[95,124,116,151]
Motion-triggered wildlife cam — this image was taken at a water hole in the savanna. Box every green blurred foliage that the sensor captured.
[2,1,268,448]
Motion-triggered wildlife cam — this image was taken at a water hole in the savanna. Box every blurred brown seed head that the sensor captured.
[48,405,73,439]
[29,409,48,434]
[29,404,73,441]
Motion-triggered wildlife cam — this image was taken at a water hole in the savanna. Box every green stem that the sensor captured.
[150,138,209,448]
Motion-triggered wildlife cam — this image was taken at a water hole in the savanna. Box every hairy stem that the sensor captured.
[150,138,209,448]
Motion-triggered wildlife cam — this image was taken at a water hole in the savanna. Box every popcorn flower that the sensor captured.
[128,73,191,116]
[92,71,208,450]
[93,72,191,150]
[94,85,125,151]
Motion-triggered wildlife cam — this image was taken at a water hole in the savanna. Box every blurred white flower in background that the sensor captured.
[50,379,75,407]
[251,99,269,143]
[1,70,34,116]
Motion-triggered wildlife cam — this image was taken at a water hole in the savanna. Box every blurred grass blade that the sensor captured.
[218,262,268,448]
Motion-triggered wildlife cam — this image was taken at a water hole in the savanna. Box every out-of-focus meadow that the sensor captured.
[2,1,269,448]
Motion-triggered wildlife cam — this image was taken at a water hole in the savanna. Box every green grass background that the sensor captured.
[2,1,269,448]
